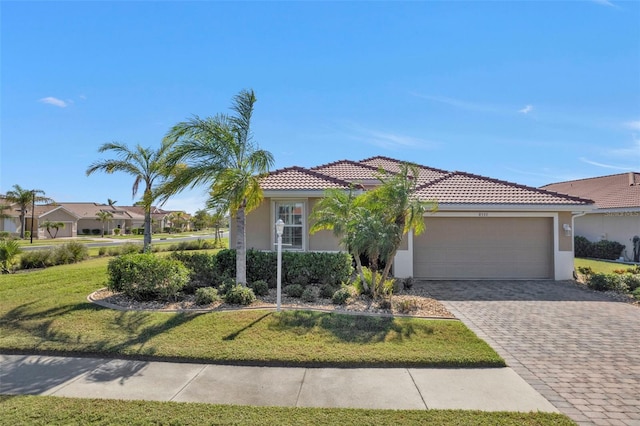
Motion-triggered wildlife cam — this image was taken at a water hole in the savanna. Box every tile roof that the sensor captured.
[541,172,640,209]
[359,155,449,185]
[311,160,383,181]
[260,167,360,191]
[413,172,593,205]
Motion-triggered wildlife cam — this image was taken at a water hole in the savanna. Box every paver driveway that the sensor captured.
[422,280,640,426]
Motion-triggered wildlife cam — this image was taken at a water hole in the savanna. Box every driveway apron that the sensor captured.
[422,280,640,426]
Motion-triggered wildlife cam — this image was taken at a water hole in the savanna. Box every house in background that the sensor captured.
[232,156,594,281]
[0,201,190,238]
[542,172,640,262]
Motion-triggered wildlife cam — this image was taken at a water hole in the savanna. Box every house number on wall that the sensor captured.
[478,212,489,217]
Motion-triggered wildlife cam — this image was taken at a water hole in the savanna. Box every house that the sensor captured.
[542,172,640,262]
[0,200,190,238]
[232,156,594,280]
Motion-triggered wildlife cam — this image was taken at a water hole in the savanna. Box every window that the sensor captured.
[275,201,304,250]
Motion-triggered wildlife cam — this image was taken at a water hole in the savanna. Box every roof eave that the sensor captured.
[433,203,595,212]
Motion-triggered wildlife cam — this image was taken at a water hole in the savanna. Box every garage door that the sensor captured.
[414,217,553,279]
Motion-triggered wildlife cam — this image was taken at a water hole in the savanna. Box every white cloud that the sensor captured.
[625,120,640,130]
[579,157,634,171]
[411,93,501,113]
[38,97,68,108]
[519,105,533,114]
[344,122,439,151]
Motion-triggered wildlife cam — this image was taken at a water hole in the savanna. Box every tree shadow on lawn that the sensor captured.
[268,310,423,343]
[0,301,202,357]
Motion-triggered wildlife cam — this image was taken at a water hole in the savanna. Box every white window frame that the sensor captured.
[271,199,306,251]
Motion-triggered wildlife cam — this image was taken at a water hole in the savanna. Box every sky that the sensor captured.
[1,1,639,214]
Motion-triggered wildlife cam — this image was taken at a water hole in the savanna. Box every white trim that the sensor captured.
[38,205,81,219]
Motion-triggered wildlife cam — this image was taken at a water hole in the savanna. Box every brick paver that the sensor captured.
[422,280,640,426]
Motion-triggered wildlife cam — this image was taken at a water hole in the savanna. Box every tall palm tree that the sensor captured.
[96,210,114,237]
[86,140,174,251]
[4,185,54,239]
[162,89,274,284]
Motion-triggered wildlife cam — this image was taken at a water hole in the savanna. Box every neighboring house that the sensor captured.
[0,200,191,238]
[542,172,640,262]
[232,156,594,281]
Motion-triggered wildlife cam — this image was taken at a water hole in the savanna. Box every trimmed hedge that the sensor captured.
[107,253,189,301]
[169,251,218,292]
[574,236,625,260]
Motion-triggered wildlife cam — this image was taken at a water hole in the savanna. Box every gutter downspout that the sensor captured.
[571,212,588,252]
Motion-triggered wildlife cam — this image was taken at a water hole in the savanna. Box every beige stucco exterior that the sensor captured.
[575,212,640,260]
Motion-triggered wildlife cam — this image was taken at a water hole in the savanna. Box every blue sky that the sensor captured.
[2,1,639,214]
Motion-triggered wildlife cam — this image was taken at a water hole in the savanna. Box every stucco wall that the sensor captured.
[307,198,341,251]
[243,198,272,251]
[558,211,573,252]
[575,212,640,260]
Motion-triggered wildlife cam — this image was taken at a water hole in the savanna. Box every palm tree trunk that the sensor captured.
[143,207,152,251]
[236,206,247,285]
[352,253,369,293]
[19,209,26,239]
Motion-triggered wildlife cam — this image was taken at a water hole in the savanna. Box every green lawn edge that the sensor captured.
[0,396,576,426]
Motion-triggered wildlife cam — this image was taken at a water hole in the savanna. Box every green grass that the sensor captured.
[0,396,575,426]
[0,258,503,367]
[574,257,632,274]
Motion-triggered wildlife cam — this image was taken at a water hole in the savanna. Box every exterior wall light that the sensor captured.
[563,223,572,237]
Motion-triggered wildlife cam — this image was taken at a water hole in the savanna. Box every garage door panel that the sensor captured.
[414,217,553,279]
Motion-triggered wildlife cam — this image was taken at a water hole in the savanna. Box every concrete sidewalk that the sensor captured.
[1,354,558,412]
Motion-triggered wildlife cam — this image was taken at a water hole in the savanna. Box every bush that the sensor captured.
[24,231,31,240]
[170,251,217,292]
[402,277,415,290]
[224,284,256,305]
[395,298,418,314]
[20,250,53,269]
[331,286,351,305]
[575,236,625,260]
[353,267,396,296]
[113,228,121,235]
[633,287,640,301]
[98,247,107,256]
[195,287,221,305]
[250,280,269,296]
[218,276,236,295]
[82,229,91,235]
[621,274,640,292]
[301,287,317,302]
[52,241,88,264]
[0,239,22,273]
[91,229,101,235]
[107,253,189,301]
[586,273,629,293]
[0,231,11,240]
[284,284,304,298]
[319,283,337,299]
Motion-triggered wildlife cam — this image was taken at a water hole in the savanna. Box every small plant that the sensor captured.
[395,298,418,314]
[284,284,304,298]
[621,274,640,292]
[91,229,101,235]
[331,286,351,305]
[301,287,317,302]
[250,280,269,297]
[20,250,52,269]
[377,299,392,310]
[113,228,121,235]
[586,273,629,293]
[219,276,236,295]
[98,247,107,256]
[24,231,31,240]
[224,284,256,305]
[319,284,337,299]
[0,239,22,273]
[402,277,415,290]
[82,229,91,235]
[576,266,594,277]
[0,231,11,240]
[195,287,221,305]
[633,287,640,301]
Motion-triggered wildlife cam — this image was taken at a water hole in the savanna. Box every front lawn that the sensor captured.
[0,258,503,367]
[0,396,575,426]
[574,257,635,274]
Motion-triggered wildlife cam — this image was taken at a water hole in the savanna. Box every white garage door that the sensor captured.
[414,217,553,279]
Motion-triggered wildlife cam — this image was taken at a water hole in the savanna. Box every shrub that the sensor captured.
[91,229,101,235]
[107,253,189,301]
[195,287,221,305]
[353,267,396,296]
[82,229,91,235]
[331,286,351,305]
[0,239,22,273]
[219,276,237,295]
[52,241,88,264]
[301,287,317,302]
[121,242,144,255]
[575,236,625,260]
[224,284,256,305]
[98,247,107,256]
[113,228,121,236]
[24,231,31,240]
[621,274,640,292]
[587,273,629,293]
[319,283,337,299]
[633,287,640,301]
[250,280,269,296]
[402,277,415,290]
[170,251,217,292]
[20,250,52,269]
[576,266,594,277]
[0,231,11,240]
[395,298,418,314]
[284,284,304,298]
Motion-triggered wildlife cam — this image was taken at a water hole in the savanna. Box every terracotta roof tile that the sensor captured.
[311,160,383,181]
[414,172,593,205]
[541,172,640,209]
[359,155,449,185]
[260,167,358,191]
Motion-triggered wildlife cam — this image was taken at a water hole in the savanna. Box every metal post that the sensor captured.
[30,190,35,244]
[275,219,284,312]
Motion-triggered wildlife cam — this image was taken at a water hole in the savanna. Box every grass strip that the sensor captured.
[0,395,575,426]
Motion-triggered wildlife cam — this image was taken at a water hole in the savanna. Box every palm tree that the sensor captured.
[107,198,118,210]
[4,185,54,239]
[39,220,65,239]
[162,89,274,284]
[86,140,174,251]
[96,210,114,237]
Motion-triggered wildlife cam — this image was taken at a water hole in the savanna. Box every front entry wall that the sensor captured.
[414,216,554,279]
